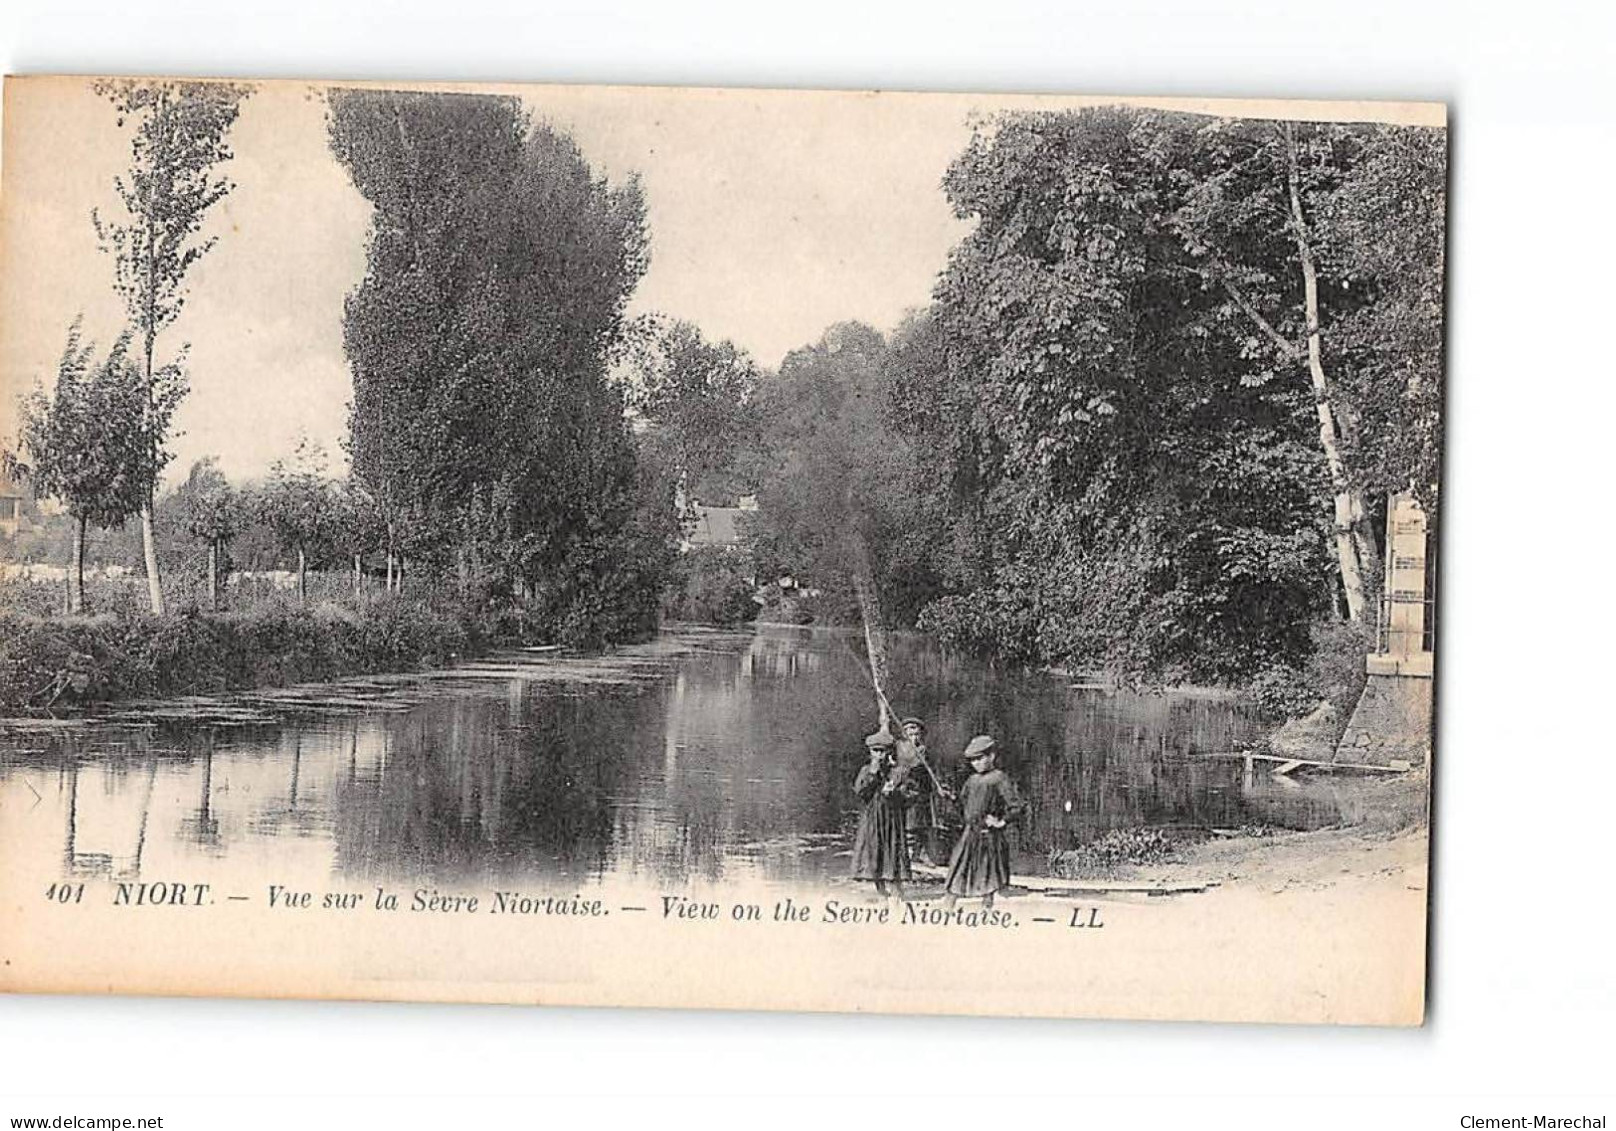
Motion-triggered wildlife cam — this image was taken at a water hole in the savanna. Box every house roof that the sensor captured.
[689,505,746,546]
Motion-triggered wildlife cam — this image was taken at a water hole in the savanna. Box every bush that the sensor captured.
[1048,826,1180,878]
[665,546,758,627]
[0,575,64,618]
[1243,662,1318,722]
[916,589,1043,666]
[1240,618,1374,723]
[753,592,814,625]
[0,595,488,715]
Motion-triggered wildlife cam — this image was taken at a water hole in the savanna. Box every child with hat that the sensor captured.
[942,735,1025,909]
[896,717,951,867]
[851,727,921,897]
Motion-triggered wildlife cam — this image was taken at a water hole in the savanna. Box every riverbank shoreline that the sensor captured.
[1122,816,1429,894]
[1046,664,1243,700]
[0,628,746,728]
[0,600,499,717]
[1020,767,1430,894]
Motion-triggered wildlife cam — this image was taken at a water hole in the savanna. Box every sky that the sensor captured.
[0,77,1441,484]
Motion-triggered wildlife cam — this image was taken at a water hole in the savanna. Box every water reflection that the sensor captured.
[0,627,1343,889]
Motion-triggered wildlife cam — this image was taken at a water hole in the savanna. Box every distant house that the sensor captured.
[682,495,757,552]
[0,474,31,538]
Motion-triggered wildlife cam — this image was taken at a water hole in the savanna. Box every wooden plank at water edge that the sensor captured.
[909,863,1217,896]
[1202,750,1411,774]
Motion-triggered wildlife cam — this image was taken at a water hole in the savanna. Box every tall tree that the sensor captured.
[1316,125,1447,516]
[619,315,763,506]
[93,78,249,616]
[746,323,943,720]
[259,438,333,603]
[171,457,240,611]
[4,324,162,613]
[329,89,660,641]
[914,107,1336,681]
[1170,115,1388,620]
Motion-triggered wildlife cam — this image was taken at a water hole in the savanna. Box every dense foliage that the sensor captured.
[0,600,485,715]
[743,322,946,628]
[898,108,1444,684]
[621,316,764,507]
[714,108,1443,693]
[328,89,670,645]
[4,325,160,536]
[663,546,759,627]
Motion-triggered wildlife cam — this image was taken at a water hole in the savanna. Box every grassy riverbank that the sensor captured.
[0,598,492,716]
[1044,769,1430,888]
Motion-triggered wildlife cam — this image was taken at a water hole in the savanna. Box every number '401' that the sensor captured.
[45,883,84,904]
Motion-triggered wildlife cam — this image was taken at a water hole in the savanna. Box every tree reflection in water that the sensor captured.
[0,627,1346,889]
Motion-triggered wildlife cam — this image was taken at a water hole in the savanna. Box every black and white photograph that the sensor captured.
[6,0,1616,1122]
[0,76,1445,1025]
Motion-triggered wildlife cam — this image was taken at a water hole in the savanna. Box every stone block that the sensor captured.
[1336,671,1433,766]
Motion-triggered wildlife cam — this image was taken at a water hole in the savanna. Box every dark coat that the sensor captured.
[851,757,921,881]
[895,739,944,833]
[943,768,1025,896]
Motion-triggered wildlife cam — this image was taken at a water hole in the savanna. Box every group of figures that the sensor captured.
[850,719,1025,906]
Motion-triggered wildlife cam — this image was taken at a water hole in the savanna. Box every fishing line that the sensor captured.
[825,628,951,799]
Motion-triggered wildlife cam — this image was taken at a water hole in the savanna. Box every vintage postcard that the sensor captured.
[0,75,1442,1025]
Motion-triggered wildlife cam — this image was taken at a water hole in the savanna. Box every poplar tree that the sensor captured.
[328,89,659,640]
[93,78,250,615]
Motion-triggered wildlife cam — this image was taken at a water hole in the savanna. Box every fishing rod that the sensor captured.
[866,664,951,800]
[824,628,951,797]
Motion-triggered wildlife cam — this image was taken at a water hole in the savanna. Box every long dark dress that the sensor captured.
[895,740,941,834]
[894,739,948,863]
[851,760,920,881]
[943,768,1025,896]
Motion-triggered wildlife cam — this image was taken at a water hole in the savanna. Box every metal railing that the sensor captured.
[1376,589,1436,656]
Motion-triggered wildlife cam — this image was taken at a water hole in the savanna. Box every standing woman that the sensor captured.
[852,728,919,897]
[942,735,1025,909]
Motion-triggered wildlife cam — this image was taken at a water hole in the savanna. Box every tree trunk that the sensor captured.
[385,521,397,593]
[140,254,165,616]
[297,546,307,603]
[1282,123,1368,623]
[69,515,86,615]
[207,539,219,612]
[139,501,165,616]
[1352,494,1380,580]
[353,554,362,601]
[847,532,891,731]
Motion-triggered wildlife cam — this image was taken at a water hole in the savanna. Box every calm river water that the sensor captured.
[0,626,1346,891]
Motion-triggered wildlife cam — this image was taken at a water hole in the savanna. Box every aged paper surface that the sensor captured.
[0,75,1439,1025]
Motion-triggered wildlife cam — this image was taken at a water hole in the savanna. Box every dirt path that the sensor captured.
[1148,823,1429,894]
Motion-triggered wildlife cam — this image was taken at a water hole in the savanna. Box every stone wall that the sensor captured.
[1335,672,1433,768]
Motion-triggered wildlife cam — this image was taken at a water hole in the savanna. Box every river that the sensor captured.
[0,626,1347,893]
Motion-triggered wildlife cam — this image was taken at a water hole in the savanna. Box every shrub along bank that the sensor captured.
[0,599,490,715]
